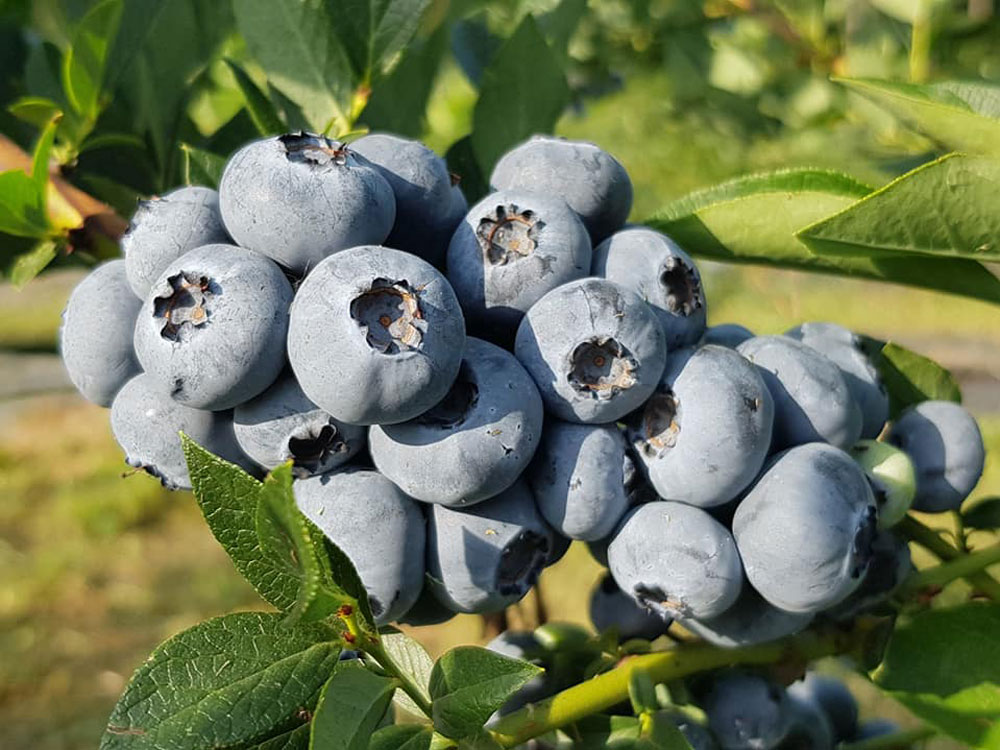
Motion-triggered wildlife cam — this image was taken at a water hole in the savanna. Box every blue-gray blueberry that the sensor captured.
[589,572,668,641]
[288,245,465,425]
[133,244,293,411]
[702,323,754,349]
[60,260,141,406]
[777,693,834,750]
[701,671,792,750]
[787,674,858,743]
[822,529,912,621]
[679,586,812,649]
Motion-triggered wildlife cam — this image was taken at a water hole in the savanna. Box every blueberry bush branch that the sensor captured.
[897,515,1000,600]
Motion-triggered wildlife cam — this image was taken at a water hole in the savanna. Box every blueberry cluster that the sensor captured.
[60,131,986,635]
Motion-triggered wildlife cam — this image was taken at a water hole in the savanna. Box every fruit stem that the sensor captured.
[898,542,1000,598]
[839,726,936,750]
[488,621,882,747]
[898,516,1000,599]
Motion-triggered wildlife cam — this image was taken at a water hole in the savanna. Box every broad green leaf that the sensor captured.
[470,15,571,174]
[103,0,169,89]
[31,114,60,191]
[334,0,430,81]
[963,498,1000,531]
[629,671,659,716]
[645,171,1000,305]
[249,723,311,750]
[932,81,1000,119]
[181,144,227,189]
[7,96,61,128]
[0,170,48,237]
[837,77,1000,157]
[62,0,123,118]
[234,0,355,133]
[376,627,434,717]
[78,132,147,155]
[310,660,397,750]
[873,341,962,418]
[800,154,1000,262]
[456,731,503,750]
[100,611,340,750]
[9,239,59,288]
[445,136,487,205]
[370,724,434,750]
[639,712,695,750]
[225,59,286,136]
[875,603,1000,747]
[538,0,588,62]
[429,646,544,739]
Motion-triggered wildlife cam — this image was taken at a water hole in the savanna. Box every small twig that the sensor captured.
[898,542,1000,598]
[898,516,1000,600]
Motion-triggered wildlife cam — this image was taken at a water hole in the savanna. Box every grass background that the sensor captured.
[2,68,1000,748]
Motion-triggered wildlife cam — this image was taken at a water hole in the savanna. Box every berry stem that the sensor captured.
[897,516,1000,599]
[899,542,1000,598]
[839,726,937,750]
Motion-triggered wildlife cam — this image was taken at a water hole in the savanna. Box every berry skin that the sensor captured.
[627,345,774,508]
[133,244,293,411]
[446,189,592,344]
[737,335,862,451]
[785,322,888,439]
[592,228,706,348]
[787,674,858,743]
[702,323,754,349]
[427,480,554,614]
[679,586,812,649]
[122,186,230,297]
[608,501,744,621]
[733,443,878,614]
[589,572,668,641]
[369,337,543,506]
[219,133,395,275]
[233,371,366,477]
[288,245,466,425]
[701,671,793,750]
[350,133,466,267]
[294,468,425,625]
[490,136,633,243]
[110,373,251,491]
[397,583,456,627]
[60,260,142,407]
[822,529,912,621]
[887,400,985,513]
[777,693,835,750]
[849,440,916,528]
[528,419,635,541]
[515,278,667,424]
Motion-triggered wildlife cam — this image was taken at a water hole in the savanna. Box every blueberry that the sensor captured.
[446,189,592,343]
[852,719,899,741]
[122,186,230,297]
[546,532,572,567]
[592,228,706,348]
[219,133,395,275]
[679,586,812,649]
[288,245,466,425]
[427,480,553,614]
[294,468,425,624]
[515,278,667,424]
[627,345,774,508]
[529,419,635,541]
[887,400,985,513]
[785,322,888,439]
[701,671,792,750]
[589,572,668,641]
[822,530,912,621]
[233,371,366,477]
[733,443,878,614]
[849,440,916,528]
[672,716,721,750]
[398,581,457,627]
[776,694,835,750]
[787,674,858,743]
[737,336,862,451]
[369,337,543,506]
[350,133,465,267]
[133,244,293,411]
[60,260,142,407]
[608,501,744,620]
[486,630,544,662]
[489,136,632,243]
[702,323,754,349]
[110,373,251,491]
[586,537,610,567]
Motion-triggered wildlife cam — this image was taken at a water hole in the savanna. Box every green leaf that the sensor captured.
[538,0,588,62]
[103,0,170,90]
[100,611,340,750]
[0,170,48,238]
[370,725,434,750]
[629,671,659,716]
[180,145,227,189]
[225,59,286,136]
[645,169,1000,305]
[233,0,355,133]
[932,81,1000,119]
[78,132,147,155]
[310,660,397,750]
[62,0,123,118]
[31,114,60,192]
[248,723,312,750]
[470,15,571,174]
[837,77,1000,157]
[875,603,1000,747]
[376,627,434,717]
[873,341,962,418]
[9,239,59,288]
[429,646,544,739]
[7,96,61,128]
[799,154,1000,262]
[445,136,487,205]
[334,0,430,81]
[963,497,1000,531]
[639,712,695,750]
